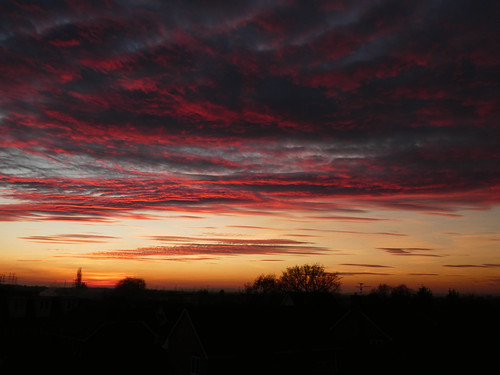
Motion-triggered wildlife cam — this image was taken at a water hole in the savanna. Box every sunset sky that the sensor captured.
[1,0,499,294]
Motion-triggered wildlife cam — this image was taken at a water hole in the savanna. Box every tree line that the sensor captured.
[73,265,466,300]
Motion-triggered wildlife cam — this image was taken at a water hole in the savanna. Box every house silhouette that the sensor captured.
[164,305,340,375]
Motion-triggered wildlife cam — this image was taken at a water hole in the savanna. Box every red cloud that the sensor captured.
[19,234,120,244]
[0,0,498,223]
[73,241,330,261]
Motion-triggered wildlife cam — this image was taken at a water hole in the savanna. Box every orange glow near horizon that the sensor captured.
[2,205,499,295]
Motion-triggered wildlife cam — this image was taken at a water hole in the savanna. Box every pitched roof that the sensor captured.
[169,305,341,358]
[331,309,393,344]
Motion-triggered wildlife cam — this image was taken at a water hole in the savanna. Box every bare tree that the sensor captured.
[279,264,341,294]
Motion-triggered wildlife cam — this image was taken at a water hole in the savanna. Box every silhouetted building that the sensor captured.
[331,307,401,374]
[164,305,340,375]
[2,286,498,374]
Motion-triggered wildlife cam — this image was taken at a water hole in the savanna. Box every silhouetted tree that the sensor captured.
[415,285,434,310]
[447,288,459,299]
[391,284,412,301]
[247,264,341,298]
[416,285,433,299]
[370,283,392,297]
[114,277,146,297]
[445,288,460,308]
[74,267,87,289]
[247,273,280,294]
[279,264,341,294]
[391,284,413,307]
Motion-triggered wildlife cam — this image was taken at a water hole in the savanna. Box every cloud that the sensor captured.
[285,234,323,238]
[424,212,464,218]
[302,228,407,237]
[19,233,120,244]
[443,264,500,268]
[226,225,274,230]
[81,243,329,260]
[307,216,386,222]
[338,272,393,276]
[64,234,334,261]
[340,263,394,268]
[0,0,499,222]
[378,247,442,257]
[146,235,316,246]
[408,273,439,276]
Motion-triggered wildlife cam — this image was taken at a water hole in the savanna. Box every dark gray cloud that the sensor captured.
[338,272,393,276]
[341,263,394,268]
[0,0,499,221]
[408,273,439,276]
[378,247,443,257]
[443,264,500,268]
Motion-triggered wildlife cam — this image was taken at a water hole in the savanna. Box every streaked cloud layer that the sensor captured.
[19,233,120,244]
[80,237,331,261]
[1,0,499,221]
[0,1,499,292]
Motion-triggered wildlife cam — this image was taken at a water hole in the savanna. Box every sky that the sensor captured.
[1,0,499,294]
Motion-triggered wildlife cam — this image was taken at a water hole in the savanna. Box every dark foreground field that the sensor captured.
[1,285,499,374]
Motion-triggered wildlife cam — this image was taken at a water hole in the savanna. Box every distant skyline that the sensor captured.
[1,0,499,294]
